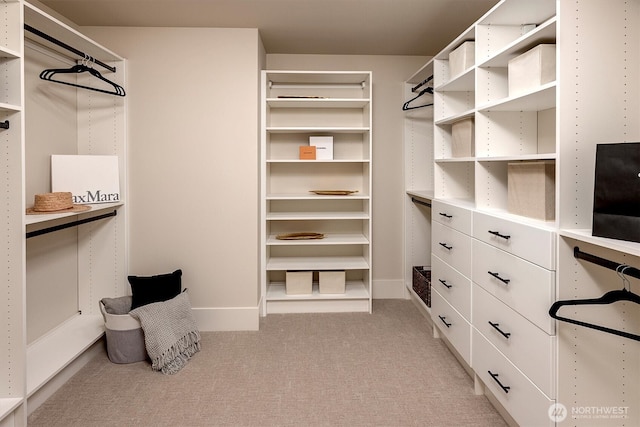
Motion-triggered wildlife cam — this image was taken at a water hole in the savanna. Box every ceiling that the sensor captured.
[39,0,499,56]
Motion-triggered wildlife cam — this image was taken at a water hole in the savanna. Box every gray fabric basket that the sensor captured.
[100,298,147,364]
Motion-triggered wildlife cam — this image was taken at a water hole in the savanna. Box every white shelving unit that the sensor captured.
[1,1,127,424]
[260,70,372,314]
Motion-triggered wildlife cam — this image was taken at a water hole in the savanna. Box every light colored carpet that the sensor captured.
[28,299,507,427]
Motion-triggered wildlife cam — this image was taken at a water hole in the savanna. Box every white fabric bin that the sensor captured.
[100,296,147,364]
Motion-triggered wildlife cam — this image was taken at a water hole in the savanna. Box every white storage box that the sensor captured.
[449,41,475,77]
[286,271,313,295]
[319,270,346,294]
[507,161,555,221]
[508,44,556,97]
[309,136,333,160]
[451,118,474,157]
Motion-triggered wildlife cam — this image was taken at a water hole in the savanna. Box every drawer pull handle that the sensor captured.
[439,242,453,250]
[438,315,451,328]
[439,279,452,289]
[488,321,511,339]
[488,230,511,240]
[488,371,510,394]
[488,271,510,285]
[439,212,453,219]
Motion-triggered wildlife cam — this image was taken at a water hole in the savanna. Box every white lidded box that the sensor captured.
[508,44,556,97]
[507,160,555,221]
[285,271,313,295]
[451,118,474,157]
[449,41,475,78]
[319,270,346,294]
[309,136,333,160]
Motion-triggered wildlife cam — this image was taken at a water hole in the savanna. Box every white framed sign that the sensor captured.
[51,155,120,204]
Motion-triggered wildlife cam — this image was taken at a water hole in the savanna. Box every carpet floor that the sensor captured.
[28,299,507,427]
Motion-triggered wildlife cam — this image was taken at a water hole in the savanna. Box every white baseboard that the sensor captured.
[192,306,260,331]
[372,278,408,299]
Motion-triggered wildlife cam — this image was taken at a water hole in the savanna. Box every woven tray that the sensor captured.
[310,190,358,196]
[276,232,325,240]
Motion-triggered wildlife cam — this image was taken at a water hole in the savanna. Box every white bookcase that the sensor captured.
[260,70,372,314]
[1,1,127,424]
[405,0,640,425]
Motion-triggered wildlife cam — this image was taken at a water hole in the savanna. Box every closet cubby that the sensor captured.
[261,71,372,315]
[1,1,127,424]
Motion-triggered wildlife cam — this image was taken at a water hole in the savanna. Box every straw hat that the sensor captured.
[26,192,91,215]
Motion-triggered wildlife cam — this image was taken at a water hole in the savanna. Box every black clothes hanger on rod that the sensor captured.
[402,87,433,111]
[548,247,640,341]
[39,58,126,97]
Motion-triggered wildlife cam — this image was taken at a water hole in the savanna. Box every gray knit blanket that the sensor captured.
[129,291,201,374]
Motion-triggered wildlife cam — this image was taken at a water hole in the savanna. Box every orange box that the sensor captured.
[299,145,316,160]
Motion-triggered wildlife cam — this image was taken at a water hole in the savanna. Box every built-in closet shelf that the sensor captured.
[26,314,103,396]
[477,82,556,112]
[436,68,475,92]
[24,202,124,226]
[559,230,640,258]
[0,46,20,58]
[266,256,370,271]
[266,99,370,108]
[435,157,475,163]
[476,154,556,162]
[406,190,434,202]
[267,233,369,246]
[0,102,22,112]
[267,193,369,200]
[266,127,370,134]
[267,160,370,164]
[267,282,369,300]
[267,212,369,220]
[0,399,23,421]
[434,110,474,126]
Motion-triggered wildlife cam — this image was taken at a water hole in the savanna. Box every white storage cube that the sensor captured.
[451,118,474,157]
[449,41,475,77]
[309,136,334,160]
[319,270,346,294]
[286,271,313,295]
[508,44,556,97]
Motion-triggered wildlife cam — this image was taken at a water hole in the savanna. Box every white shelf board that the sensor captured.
[0,102,22,112]
[434,157,475,163]
[267,281,370,301]
[266,127,370,134]
[476,153,557,162]
[24,202,123,226]
[406,190,434,203]
[267,211,369,220]
[435,67,475,92]
[267,98,369,108]
[267,193,369,200]
[0,45,21,58]
[267,233,369,245]
[267,256,370,271]
[26,314,104,396]
[0,398,23,422]
[406,59,434,85]
[266,71,370,85]
[267,159,370,164]
[478,0,555,26]
[435,109,475,126]
[559,229,640,258]
[477,82,556,112]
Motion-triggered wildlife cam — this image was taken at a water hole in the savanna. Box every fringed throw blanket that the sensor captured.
[129,291,201,374]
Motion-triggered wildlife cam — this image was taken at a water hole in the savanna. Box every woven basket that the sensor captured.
[412,266,431,307]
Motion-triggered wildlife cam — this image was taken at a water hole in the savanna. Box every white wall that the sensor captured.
[267,54,427,298]
[84,27,264,330]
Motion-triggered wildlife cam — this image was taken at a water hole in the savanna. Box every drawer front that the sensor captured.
[432,200,472,235]
[472,239,555,334]
[472,211,556,270]
[431,289,471,366]
[473,329,554,427]
[431,255,471,320]
[473,285,556,397]
[432,221,472,278]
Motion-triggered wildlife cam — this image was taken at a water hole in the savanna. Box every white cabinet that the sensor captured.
[1,1,127,424]
[405,0,640,425]
[260,71,372,314]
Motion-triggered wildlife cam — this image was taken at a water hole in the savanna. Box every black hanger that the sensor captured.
[40,56,126,97]
[549,266,640,341]
[402,87,433,111]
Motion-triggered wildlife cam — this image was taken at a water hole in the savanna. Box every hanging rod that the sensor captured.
[411,197,432,208]
[26,210,117,239]
[24,24,116,73]
[0,120,8,129]
[574,247,640,280]
[411,75,433,93]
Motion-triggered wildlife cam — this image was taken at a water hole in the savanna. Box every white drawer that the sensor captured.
[473,285,556,398]
[473,329,554,427]
[472,211,556,270]
[431,289,471,366]
[432,200,472,235]
[432,221,472,278]
[431,255,471,320]
[472,239,555,334]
